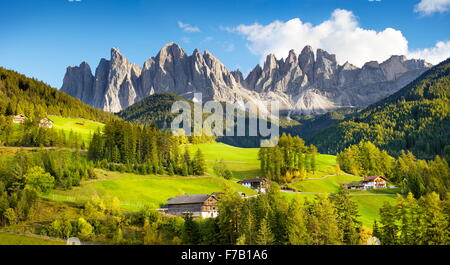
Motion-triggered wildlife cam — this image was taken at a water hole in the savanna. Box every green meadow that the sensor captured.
[283,192,396,227]
[188,143,261,180]
[0,233,64,245]
[50,116,104,143]
[46,169,257,211]
[188,143,339,181]
[292,174,362,193]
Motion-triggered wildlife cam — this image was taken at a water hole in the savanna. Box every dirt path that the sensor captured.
[289,173,360,185]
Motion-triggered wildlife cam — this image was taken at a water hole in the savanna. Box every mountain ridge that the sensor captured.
[310,57,450,160]
[61,43,432,114]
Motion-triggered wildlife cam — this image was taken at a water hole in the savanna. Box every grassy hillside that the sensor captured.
[187,143,261,180]
[311,58,450,160]
[188,143,339,180]
[51,116,104,143]
[0,67,116,123]
[292,174,362,193]
[0,233,64,245]
[46,169,257,211]
[283,192,396,227]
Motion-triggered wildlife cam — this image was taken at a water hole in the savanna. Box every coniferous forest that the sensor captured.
[0,59,449,247]
[311,58,450,161]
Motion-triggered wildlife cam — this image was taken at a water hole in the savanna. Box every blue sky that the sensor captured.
[0,0,449,88]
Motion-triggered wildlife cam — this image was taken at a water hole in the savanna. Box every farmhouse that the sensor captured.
[39,118,53,128]
[344,176,388,190]
[238,178,269,193]
[12,114,27,124]
[164,194,219,218]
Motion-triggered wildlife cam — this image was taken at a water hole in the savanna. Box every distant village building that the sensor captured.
[12,114,27,124]
[344,176,388,190]
[163,194,219,218]
[238,178,269,193]
[39,118,53,129]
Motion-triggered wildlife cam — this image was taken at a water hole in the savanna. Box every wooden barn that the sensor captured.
[163,194,219,218]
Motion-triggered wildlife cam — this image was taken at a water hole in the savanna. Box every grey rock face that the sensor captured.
[244,47,432,114]
[62,48,142,112]
[61,62,94,104]
[61,43,432,114]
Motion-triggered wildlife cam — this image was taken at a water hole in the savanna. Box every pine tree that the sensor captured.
[330,186,361,244]
[256,218,273,245]
[379,202,398,245]
[287,198,309,245]
[182,214,200,245]
[193,149,206,175]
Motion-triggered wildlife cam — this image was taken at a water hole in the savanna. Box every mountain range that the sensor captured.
[311,58,450,160]
[61,42,432,114]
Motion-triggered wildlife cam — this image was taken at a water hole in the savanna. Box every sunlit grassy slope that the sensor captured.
[188,143,261,180]
[292,174,362,193]
[188,143,338,181]
[50,116,104,143]
[46,169,256,211]
[0,233,64,245]
[188,142,399,227]
[283,192,396,227]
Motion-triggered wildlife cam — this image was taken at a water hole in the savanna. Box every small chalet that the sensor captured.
[39,118,53,129]
[12,114,27,124]
[237,178,269,193]
[164,194,219,218]
[344,176,388,190]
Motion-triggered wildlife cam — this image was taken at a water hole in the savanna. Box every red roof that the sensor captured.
[362,176,387,182]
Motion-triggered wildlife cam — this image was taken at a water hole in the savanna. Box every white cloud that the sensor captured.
[409,41,450,64]
[233,9,408,67]
[68,0,81,2]
[414,0,450,15]
[231,9,450,67]
[177,21,201,33]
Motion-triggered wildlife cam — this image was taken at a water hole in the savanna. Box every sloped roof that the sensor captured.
[167,194,216,205]
[238,178,266,184]
[362,176,387,182]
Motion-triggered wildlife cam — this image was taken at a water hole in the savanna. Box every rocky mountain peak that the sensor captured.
[286,49,298,64]
[363,61,380,68]
[231,70,244,84]
[263,54,279,72]
[62,43,432,115]
[316,48,337,64]
[156,42,186,64]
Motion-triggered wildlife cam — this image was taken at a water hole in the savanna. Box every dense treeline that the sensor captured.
[0,67,116,123]
[312,58,450,160]
[88,120,206,176]
[30,183,450,245]
[39,196,185,244]
[337,141,450,199]
[180,184,366,245]
[41,184,365,245]
[259,134,317,183]
[117,93,190,130]
[0,150,95,225]
[375,193,449,245]
[0,116,85,148]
